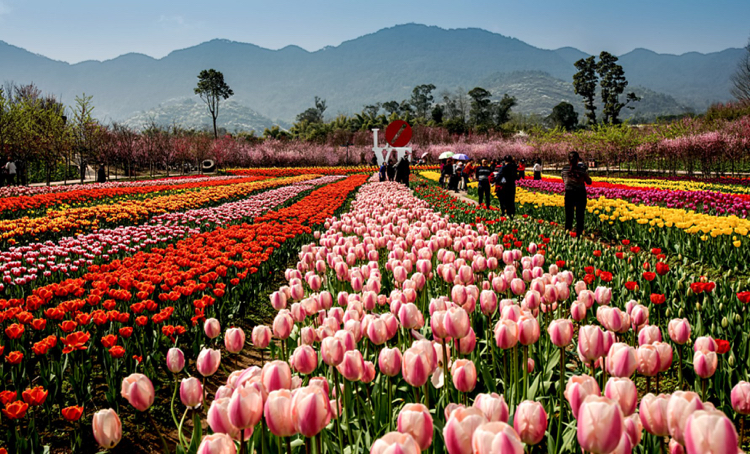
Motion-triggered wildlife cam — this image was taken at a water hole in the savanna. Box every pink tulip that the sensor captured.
[370,432,421,454]
[510,278,526,295]
[684,410,739,454]
[667,391,704,445]
[472,421,524,454]
[208,397,239,439]
[444,306,471,339]
[228,382,263,431]
[640,393,671,437]
[565,375,601,419]
[403,346,432,387]
[631,304,649,327]
[547,319,574,347]
[92,408,122,449]
[215,385,235,400]
[261,360,292,392]
[398,303,422,330]
[338,349,365,381]
[473,392,509,422]
[251,325,272,349]
[668,319,691,345]
[458,327,477,355]
[361,361,376,384]
[120,373,155,412]
[292,386,331,437]
[624,413,643,446]
[397,403,434,450]
[670,438,686,454]
[517,314,540,345]
[513,400,548,445]
[224,327,245,354]
[264,389,297,437]
[204,318,221,339]
[167,347,185,374]
[180,377,203,409]
[607,343,637,378]
[197,348,222,377]
[636,345,661,377]
[693,336,718,353]
[577,396,625,454]
[571,300,587,321]
[379,347,402,377]
[654,341,674,373]
[594,286,612,305]
[443,407,489,454]
[291,345,318,375]
[273,311,294,339]
[197,433,237,454]
[638,325,662,346]
[693,350,718,379]
[321,337,345,366]
[270,291,287,310]
[731,381,750,415]
[479,290,498,316]
[367,317,388,345]
[451,359,477,392]
[494,319,519,349]
[578,325,607,364]
[604,377,638,416]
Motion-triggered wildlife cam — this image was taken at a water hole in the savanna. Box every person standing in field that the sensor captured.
[475,159,493,208]
[533,159,543,180]
[462,159,474,193]
[561,151,592,238]
[5,157,16,186]
[497,155,518,218]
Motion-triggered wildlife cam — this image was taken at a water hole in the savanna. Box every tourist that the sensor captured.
[462,159,474,192]
[497,155,518,218]
[379,162,387,182]
[518,159,526,180]
[386,158,396,181]
[475,159,493,208]
[441,158,454,189]
[97,163,107,183]
[561,151,592,238]
[455,160,465,191]
[533,159,543,180]
[396,155,410,188]
[449,159,461,192]
[5,157,16,186]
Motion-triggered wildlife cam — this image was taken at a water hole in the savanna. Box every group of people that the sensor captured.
[378,154,411,187]
[438,152,590,237]
[0,158,17,187]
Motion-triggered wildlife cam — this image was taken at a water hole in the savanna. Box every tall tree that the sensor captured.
[597,51,640,124]
[71,94,99,182]
[731,37,750,101]
[194,69,234,139]
[547,101,579,131]
[573,56,599,125]
[296,96,327,124]
[410,84,436,120]
[494,94,517,126]
[382,101,401,116]
[468,87,493,128]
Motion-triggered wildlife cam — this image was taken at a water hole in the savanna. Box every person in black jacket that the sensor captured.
[97,163,106,183]
[396,155,410,187]
[475,159,493,208]
[498,155,518,218]
[386,158,396,181]
[561,151,592,238]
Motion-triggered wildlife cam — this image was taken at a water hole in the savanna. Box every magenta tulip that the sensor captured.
[197,348,222,377]
[251,325,272,349]
[397,403,434,450]
[166,347,185,374]
[291,386,332,437]
[577,396,625,454]
[120,373,155,412]
[261,360,292,392]
[513,400,548,445]
[180,377,203,409]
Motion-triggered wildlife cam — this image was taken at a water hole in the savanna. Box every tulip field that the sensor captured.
[1,168,749,454]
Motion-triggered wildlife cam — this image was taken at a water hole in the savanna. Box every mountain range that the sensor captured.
[0,23,744,128]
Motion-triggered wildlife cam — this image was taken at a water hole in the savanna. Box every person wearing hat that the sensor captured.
[497,155,518,218]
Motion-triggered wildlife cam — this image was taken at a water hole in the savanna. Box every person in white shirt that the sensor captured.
[5,158,16,186]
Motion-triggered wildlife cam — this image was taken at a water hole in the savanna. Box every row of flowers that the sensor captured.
[0,175,250,219]
[0,176,343,295]
[421,171,750,273]
[59,179,749,454]
[0,174,369,452]
[225,165,440,178]
[0,176,319,249]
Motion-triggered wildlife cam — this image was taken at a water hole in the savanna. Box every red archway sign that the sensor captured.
[384,120,412,148]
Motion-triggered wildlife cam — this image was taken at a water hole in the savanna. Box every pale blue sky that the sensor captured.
[0,0,748,63]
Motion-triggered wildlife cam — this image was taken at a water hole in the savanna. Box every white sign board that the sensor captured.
[371,129,412,166]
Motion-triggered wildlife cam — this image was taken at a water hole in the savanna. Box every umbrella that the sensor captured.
[420,152,429,158]
[438,151,454,160]
[453,154,469,161]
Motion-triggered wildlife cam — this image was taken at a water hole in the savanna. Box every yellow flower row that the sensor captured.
[0,175,318,244]
[421,171,749,240]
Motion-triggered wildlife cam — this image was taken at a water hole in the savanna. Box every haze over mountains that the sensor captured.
[0,23,743,130]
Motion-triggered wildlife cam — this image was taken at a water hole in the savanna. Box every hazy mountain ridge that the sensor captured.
[0,23,742,125]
